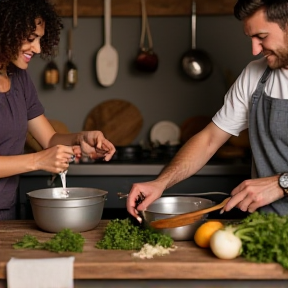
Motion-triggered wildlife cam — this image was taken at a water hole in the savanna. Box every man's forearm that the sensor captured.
[156,122,231,190]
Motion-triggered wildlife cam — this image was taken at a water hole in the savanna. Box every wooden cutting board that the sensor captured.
[180,116,211,143]
[1,220,288,280]
[83,99,143,146]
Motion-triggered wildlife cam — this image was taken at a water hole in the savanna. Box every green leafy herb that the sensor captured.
[95,218,173,250]
[13,229,85,253]
[13,234,44,250]
[229,212,288,269]
[44,229,85,253]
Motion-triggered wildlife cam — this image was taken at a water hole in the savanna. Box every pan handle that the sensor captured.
[117,192,145,208]
[163,192,230,197]
[117,191,229,199]
[117,192,128,199]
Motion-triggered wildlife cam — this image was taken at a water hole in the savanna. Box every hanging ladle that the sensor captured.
[149,197,231,229]
[181,1,213,81]
[135,0,158,72]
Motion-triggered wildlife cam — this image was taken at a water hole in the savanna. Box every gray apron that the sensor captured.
[249,67,288,215]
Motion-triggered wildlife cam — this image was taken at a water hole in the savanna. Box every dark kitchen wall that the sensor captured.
[28,16,254,144]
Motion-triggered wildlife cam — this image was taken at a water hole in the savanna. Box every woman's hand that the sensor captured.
[34,145,75,174]
[78,131,116,161]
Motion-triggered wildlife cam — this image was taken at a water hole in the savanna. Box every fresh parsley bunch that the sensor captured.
[13,228,85,253]
[13,234,44,250]
[95,218,173,250]
[44,228,85,253]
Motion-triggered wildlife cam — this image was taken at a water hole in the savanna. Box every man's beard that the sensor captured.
[265,38,288,69]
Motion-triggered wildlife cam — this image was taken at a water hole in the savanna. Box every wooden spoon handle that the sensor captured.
[104,0,111,45]
[73,0,77,28]
[150,197,231,229]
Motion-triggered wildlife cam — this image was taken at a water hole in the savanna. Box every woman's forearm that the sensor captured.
[47,132,80,147]
[0,154,36,178]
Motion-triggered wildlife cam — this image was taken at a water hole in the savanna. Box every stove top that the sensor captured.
[75,156,251,166]
[75,145,251,166]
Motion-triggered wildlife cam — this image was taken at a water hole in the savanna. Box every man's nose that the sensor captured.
[251,38,262,56]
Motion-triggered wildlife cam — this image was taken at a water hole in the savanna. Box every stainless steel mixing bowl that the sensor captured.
[141,196,214,241]
[27,187,108,233]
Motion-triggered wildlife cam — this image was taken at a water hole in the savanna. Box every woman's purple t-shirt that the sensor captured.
[0,67,44,209]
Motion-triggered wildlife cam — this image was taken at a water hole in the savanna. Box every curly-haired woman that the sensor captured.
[0,0,115,220]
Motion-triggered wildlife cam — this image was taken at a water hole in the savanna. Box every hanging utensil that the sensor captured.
[64,29,78,89]
[149,197,231,229]
[43,60,59,89]
[96,0,119,87]
[43,45,60,89]
[181,1,213,81]
[135,0,158,73]
[73,0,78,28]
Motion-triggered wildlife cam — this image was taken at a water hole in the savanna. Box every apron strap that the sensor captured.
[252,66,272,100]
[260,66,272,83]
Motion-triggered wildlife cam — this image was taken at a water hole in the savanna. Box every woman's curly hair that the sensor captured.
[0,0,63,68]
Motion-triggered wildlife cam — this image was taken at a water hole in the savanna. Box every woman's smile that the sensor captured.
[12,18,45,69]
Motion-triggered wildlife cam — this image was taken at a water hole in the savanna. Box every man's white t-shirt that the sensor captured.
[212,57,288,136]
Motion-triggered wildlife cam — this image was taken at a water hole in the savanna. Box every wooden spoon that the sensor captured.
[96,0,119,87]
[149,197,231,229]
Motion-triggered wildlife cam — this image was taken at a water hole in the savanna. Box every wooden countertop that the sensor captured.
[1,220,288,280]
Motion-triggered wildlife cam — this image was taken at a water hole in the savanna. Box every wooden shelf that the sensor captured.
[52,0,237,17]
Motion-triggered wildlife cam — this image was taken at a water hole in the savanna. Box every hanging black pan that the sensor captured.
[181,1,213,81]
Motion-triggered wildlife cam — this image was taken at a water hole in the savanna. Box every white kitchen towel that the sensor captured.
[7,256,75,288]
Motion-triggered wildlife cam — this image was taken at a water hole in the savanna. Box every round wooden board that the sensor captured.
[228,128,250,148]
[180,116,211,143]
[83,99,143,146]
[215,144,246,159]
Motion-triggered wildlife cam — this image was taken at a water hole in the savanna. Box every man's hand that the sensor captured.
[127,180,165,222]
[222,175,284,213]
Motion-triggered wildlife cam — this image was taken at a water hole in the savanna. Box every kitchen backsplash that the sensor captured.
[28,16,254,145]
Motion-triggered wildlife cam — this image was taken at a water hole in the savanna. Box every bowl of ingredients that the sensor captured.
[27,187,108,233]
[141,196,214,241]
